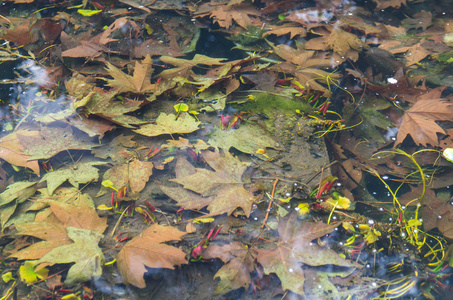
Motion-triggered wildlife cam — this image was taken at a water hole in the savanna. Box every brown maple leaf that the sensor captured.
[203,241,257,295]
[195,2,261,29]
[167,149,256,217]
[116,223,187,288]
[255,213,359,297]
[395,97,453,147]
[373,0,409,10]
[104,55,155,94]
[305,27,367,61]
[157,54,227,80]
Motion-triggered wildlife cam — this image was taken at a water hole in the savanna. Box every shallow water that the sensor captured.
[1,0,453,299]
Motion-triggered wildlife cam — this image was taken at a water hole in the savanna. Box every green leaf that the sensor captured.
[19,261,49,284]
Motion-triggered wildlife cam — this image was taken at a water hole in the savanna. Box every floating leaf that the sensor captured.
[134,113,201,137]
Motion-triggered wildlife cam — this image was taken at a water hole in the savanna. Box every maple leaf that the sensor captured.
[37,227,105,285]
[40,161,105,195]
[0,131,41,175]
[91,134,138,163]
[256,213,359,297]
[305,27,367,61]
[97,159,153,196]
[395,98,453,147]
[195,3,261,29]
[0,181,37,228]
[208,123,280,155]
[373,0,408,10]
[116,223,187,288]
[104,55,155,94]
[157,54,227,80]
[11,198,107,278]
[203,241,256,295]
[169,148,255,217]
[134,113,201,137]
[17,126,97,160]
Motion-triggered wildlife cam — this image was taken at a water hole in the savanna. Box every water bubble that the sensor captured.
[366,263,371,268]
[254,217,258,221]
[419,218,423,223]
[401,206,406,210]
[372,248,377,253]
[382,175,389,180]
[401,232,406,237]
[293,182,298,187]
[438,215,442,219]
[285,192,291,197]
[368,219,375,225]
[288,268,294,273]
[372,282,377,287]
[389,217,393,221]
[379,207,384,211]
[339,242,344,246]
[295,207,301,212]
[318,285,322,289]
[332,216,337,220]
[287,205,291,209]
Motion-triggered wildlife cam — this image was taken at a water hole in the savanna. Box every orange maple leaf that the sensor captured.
[116,224,187,288]
[395,98,453,147]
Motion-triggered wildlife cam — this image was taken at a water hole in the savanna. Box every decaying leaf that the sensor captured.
[134,113,201,137]
[40,161,105,195]
[169,148,256,217]
[0,181,37,228]
[37,227,105,285]
[97,159,153,196]
[91,134,139,163]
[203,241,257,295]
[256,213,359,297]
[104,55,155,94]
[116,223,187,288]
[0,131,41,175]
[208,123,280,155]
[18,126,97,160]
[195,2,261,29]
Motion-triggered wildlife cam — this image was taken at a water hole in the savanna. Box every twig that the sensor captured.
[262,179,278,228]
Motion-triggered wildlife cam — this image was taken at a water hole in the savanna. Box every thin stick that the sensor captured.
[110,206,129,238]
[262,179,278,228]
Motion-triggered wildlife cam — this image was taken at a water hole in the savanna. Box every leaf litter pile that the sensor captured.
[1,0,453,299]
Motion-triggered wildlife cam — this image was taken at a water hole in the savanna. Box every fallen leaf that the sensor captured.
[195,2,261,29]
[97,159,153,196]
[0,181,37,228]
[203,241,256,295]
[91,134,138,163]
[395,97,453,147]
[256,213,359,297]
[208,123,280,155]
[19,261,49,284]
[104,55,155,94]
[170,148,256,217]
[0,131,41,175]
[37,227,105,286]
[134,113,201,137]
[116,223,187,288]
[157,54,226,80]
[40,161,105,195]
[17,126,97,160]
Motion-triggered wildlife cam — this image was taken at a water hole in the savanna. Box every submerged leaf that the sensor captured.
[134,113,201,137]
[169,149,256,217]
[116,224,187,288]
